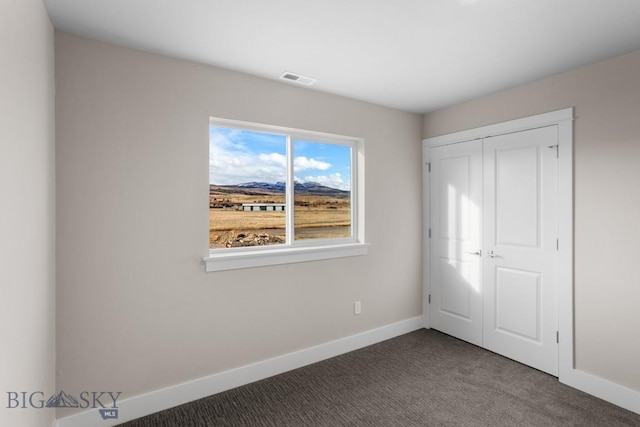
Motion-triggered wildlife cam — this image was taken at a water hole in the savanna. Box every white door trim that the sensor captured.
[423,108,573,148]
[422,146,431,329]
[423,108,576,378]
[423,108,640,415]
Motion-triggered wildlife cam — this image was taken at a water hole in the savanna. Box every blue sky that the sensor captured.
[209,126,351,190]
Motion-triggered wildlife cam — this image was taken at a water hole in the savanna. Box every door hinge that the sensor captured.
[556,331,559,344]
[428,228,431,238]
[426,162,431,172]
[548,144,559,158]
[428,294,431,304]
[556,238,559,251]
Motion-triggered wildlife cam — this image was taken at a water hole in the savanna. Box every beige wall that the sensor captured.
[55,32,423,402]
[0,0,56,426]
[423,50,640,392]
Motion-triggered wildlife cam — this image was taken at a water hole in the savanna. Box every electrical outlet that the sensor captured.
[354,301,361,315]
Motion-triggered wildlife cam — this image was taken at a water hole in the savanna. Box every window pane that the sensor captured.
[209,126,287,249]
[293,140,351,241]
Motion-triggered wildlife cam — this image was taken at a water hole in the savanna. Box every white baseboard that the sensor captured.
[55,316,424,427]
[561,367,640,415]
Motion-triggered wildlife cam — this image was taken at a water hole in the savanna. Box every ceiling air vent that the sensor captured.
[279,71,317,86]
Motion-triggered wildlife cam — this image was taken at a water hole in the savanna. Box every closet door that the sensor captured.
[429,140,483,346]
[482,126,559,375]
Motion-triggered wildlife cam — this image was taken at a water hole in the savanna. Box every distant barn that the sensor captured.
[242,203,285,212]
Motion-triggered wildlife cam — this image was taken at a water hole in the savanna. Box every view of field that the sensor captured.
[209,184,350,249]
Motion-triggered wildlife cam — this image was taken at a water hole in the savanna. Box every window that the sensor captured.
[204,118,367,272]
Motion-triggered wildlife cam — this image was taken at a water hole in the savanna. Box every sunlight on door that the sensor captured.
[430,141,484,346]
[446,183,480,294]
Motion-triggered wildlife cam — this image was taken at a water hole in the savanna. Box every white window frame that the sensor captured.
[203,117,368,272]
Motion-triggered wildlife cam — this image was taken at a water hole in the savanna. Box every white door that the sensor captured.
[429,140,483,346]
[482,126,559,375]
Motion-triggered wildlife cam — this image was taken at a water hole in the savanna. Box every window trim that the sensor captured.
[203,242,370,272]
[204,117,367,272]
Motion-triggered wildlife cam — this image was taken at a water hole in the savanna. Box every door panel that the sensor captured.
[483,126,559,376]
[439,258,472,319]
[430,141,483,346]
[495,145,540,247]
[495,267,541,341]
[440,156,471,241]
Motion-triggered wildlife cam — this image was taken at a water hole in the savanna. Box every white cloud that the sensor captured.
[210,135,287,184]
[294,156,331,171]
[210,131,341,188]
[259,152,286,167]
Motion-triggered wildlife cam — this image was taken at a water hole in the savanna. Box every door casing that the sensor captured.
[422,108,573,380]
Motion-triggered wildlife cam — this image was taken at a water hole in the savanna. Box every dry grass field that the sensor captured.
[209,192,350,248]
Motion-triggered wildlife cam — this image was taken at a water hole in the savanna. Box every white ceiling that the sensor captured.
[43,0,640,113]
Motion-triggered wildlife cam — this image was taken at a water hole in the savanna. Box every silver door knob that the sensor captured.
[487,250,497,258]
[465,250,482,256]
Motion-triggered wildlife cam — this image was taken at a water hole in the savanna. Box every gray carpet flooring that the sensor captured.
[119,329,640,426]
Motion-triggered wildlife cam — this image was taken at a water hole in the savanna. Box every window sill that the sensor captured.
[203,242,369,272]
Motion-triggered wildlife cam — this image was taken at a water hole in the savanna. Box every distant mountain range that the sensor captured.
[210,181,349,198]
